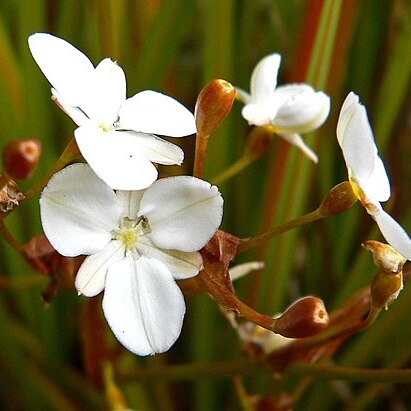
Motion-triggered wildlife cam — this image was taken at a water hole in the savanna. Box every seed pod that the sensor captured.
[319,181,358,216]
[274,296,329,338]
[3,139,42,180]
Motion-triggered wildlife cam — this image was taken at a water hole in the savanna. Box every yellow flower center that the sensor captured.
[112,216,150,251]
[99,123,114,132]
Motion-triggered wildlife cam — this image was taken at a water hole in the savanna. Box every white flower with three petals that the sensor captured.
[337,92,411,260]
[28,33,196,190]
[236,54,330,163]
[40,163,223,355]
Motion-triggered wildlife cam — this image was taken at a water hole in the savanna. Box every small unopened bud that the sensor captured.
[274,296,329,338]
[195,79,236,136]
[319,181,358,216]
[245,126,272,160]
[3,139,41,180]
[363,240,406,274]
[364,240,405,309]
[371,271,403,310]
[0,175,25,212]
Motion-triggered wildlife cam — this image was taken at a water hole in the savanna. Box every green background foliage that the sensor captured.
[1,0,411,409]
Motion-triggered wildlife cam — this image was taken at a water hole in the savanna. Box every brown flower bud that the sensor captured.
[274,296,329,338]
[195,79,236,136]
[364,240,405,309]
[0,175,25,212]
[319,181,358,216]
[3,139,41,180]
[363,240,406,274]
[245,126,272,160]
[371,271,403,310]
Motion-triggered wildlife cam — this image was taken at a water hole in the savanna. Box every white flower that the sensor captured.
[40,163,223,355]
[236,54,330,163]
[28,33,196,190]
[337,92,411,260]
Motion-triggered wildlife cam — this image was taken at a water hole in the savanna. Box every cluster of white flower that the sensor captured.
[29,33,411,356]
[29,33,223,356]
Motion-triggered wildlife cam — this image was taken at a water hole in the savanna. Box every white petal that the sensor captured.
[137,236,202,279]
[40,163,122,257]
[81,58,126,124]
[362,157,391,204]
[336,91,358,146]
[28,33,94,107]
[75,241,124,297]
[74,123,158,190]
[373,209,411,260]
[336,92,379,182]
[272,87,330,134]
[117,131,184,165]
[241,103,273,127]
[139,176,223,252]
[229,261,265,282]
[279,133,318,163]
[116,191,145,218]
[52,89,89,126]
[250,54,281,104]
[118,90,196,137]
[235,87,252,104]
[102,256,186,356]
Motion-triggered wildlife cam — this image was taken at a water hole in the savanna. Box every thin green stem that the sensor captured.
[238,208,324,252]
[233,376,253,411]
[0,275,47,290]
[211,154,253,185]
[118,357,267,383]
[0,221,23,253]
[288,363,411,383]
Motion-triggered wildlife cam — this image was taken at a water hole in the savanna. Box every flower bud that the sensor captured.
[195,79,236,136]
[3,139,41,180]
[245,126,272,160]
[362,240,406,274]
[364,240,405,309]
[371,271,403,310]
[319,181,358,216]
[274,296,329,338]
[0,175,25,212]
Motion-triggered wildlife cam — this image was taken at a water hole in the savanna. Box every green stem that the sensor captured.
[238,208,324,252]
[0,275,47,290]
[0,220,23,252]
[118,357,266,383]
[211,154,253,185]
[288,363,411,383]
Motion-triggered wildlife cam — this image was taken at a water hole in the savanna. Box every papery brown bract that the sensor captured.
[23,235,59,275]
[23,234,82,302]
[0,175,25,212]
[198,230,242,312]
